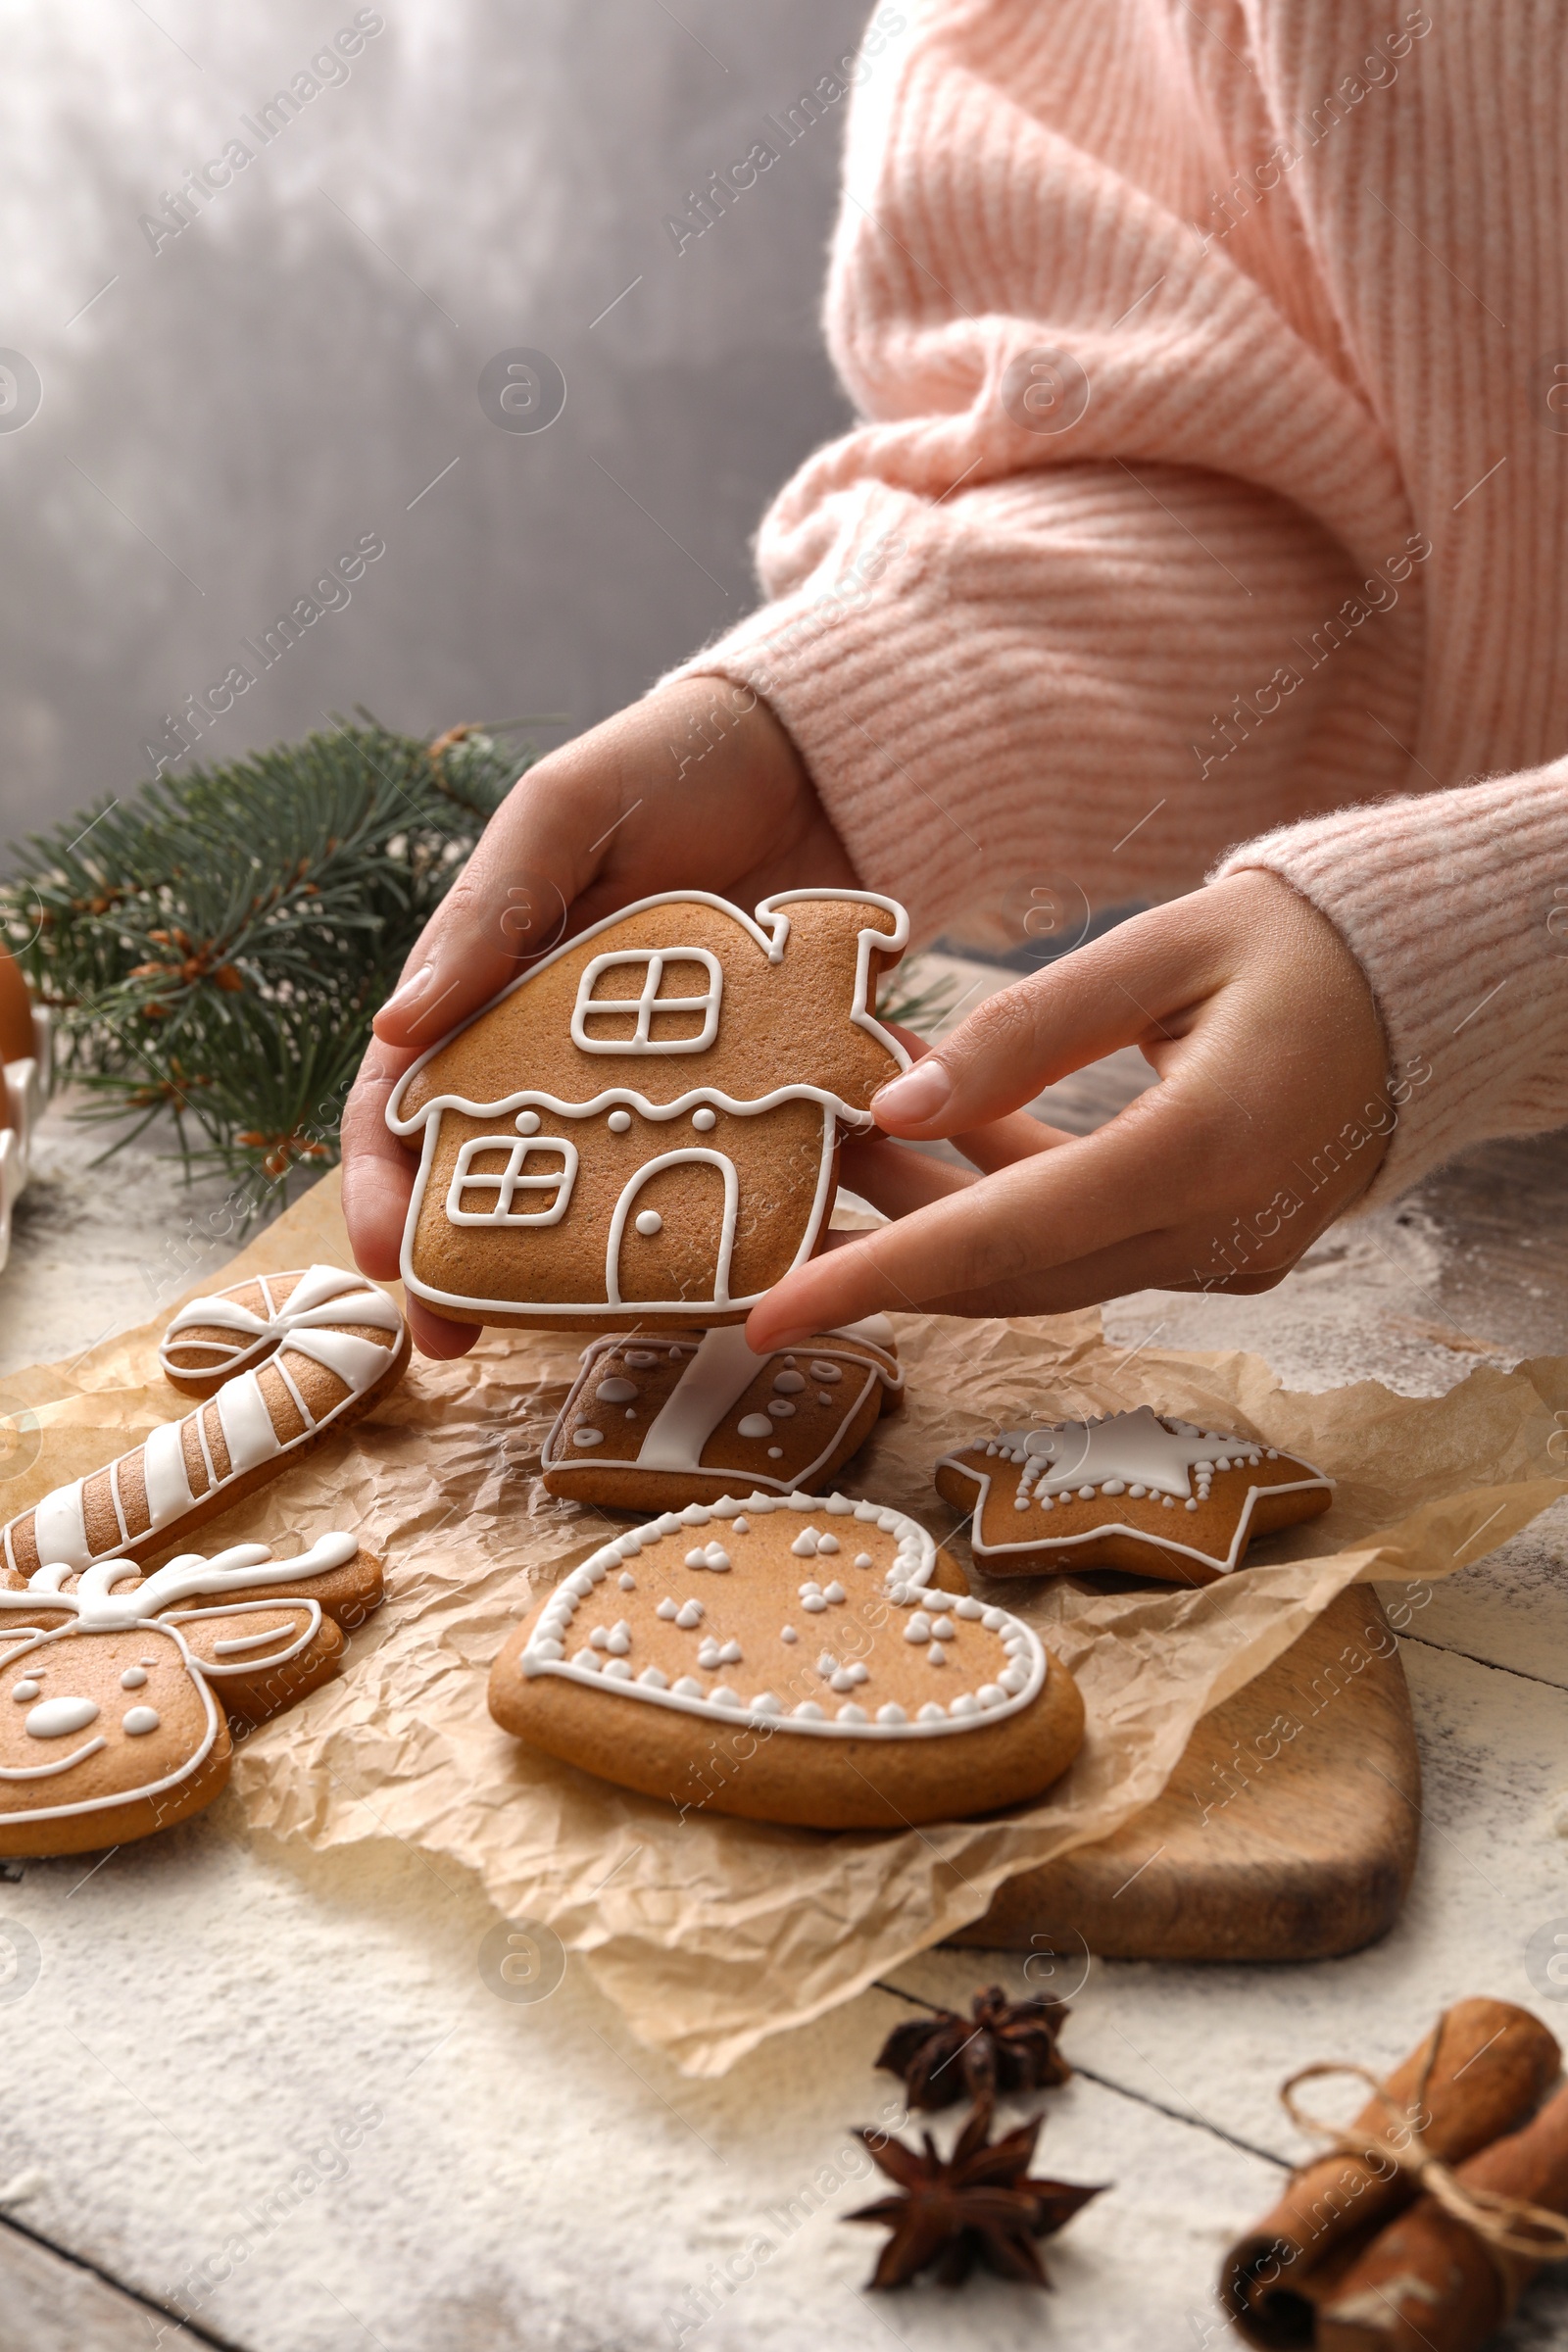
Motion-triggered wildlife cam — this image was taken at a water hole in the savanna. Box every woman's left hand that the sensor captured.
[745,870,1397,1346]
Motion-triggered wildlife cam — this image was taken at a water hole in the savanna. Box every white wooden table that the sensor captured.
[2,968,1566,2352]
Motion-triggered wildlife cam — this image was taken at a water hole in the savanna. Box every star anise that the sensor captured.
[847,2097,1104,2289]
[875,1985,1071,2110]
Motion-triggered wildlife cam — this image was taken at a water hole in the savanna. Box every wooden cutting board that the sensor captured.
[954,1587,1420,1963]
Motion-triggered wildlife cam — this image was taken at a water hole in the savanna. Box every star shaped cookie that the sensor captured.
[935,1406,1333,1585]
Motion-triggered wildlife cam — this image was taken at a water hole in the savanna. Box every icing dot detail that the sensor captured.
[624,1348,658,1367]
[634,1209,662,1238]
[737,1414,772,1440]
[572,1427,605,1447]
[608,1109,632,1133]
[617,1572,637,1592]
[772,1370,807,1395]
[514,1109,541,1135]
[767,1398,796,1419]
[25,1695,100,1740]
[690,1105,716,1131]
[122,1706,162,1735]
[596,1377,639,1404]
[809,1360,842,1383]
[11,1680,39,1703]
[767,1446,784,1459]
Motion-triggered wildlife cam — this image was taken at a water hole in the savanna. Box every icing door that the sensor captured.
[607,1150,739,1310]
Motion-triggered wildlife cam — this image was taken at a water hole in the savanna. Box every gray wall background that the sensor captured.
[0,0,872,855]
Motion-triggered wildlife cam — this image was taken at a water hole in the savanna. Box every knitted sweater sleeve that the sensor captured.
[663,2,1427,949]
[1213,768,1568,1201]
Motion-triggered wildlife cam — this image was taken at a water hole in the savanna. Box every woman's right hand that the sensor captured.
[340,673,854,1356]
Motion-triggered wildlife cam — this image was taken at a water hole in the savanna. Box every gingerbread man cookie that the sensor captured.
[0,1533,381,1857]
[935,1406,1333,1585]
[541,1316,904,1510]
[2,1265,409,1581]
[489,1492,1084,1828]
[385,889,910,1332]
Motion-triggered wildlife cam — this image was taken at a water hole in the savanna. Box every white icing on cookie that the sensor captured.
[159,1263,404,1384]
[386,889,912,1319]
[544,1323,903,1494]
[939,1409,1334,1575]
[0,1535,356,1827]
[6,1274,405,1581]
[515,1491,1045,1740]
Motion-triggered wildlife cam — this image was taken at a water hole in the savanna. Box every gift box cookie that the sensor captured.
[384,889,909,1331]
[489,1492,1085,1829]
[935,1406,1333,1585]
[541,1315,904,1510]
[0,1533,382,1857]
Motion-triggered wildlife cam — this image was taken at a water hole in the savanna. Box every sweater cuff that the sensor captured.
[1212,768,1568,1202]
[661,497,990,947]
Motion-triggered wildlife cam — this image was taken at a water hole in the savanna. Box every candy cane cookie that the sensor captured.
[1,1266,409,1583]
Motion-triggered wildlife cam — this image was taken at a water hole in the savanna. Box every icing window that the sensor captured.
[570,950,721,1054]
[445,1136,579,1228]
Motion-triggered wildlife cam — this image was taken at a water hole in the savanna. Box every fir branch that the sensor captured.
[0,716,527,1210]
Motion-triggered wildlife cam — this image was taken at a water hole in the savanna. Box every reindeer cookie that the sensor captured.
[541,1316,904,1510]
[385,889,910,1333]
[935,1407,1334,1585]
[489,1493,1085,1829]
[0,1533,380,1856]
[1,1265,409,1582]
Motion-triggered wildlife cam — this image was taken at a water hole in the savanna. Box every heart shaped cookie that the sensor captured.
[488,1492,1084,1828]
[935,1406,1333,1584]
[540,1318,903,1509]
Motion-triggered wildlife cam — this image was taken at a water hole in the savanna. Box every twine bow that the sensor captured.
[1281,2029,1568,2301]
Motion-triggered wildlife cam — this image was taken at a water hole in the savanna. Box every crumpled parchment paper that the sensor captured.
[2,1170,1563,2076]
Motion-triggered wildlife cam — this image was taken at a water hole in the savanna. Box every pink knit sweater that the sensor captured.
[670,0,1568,1201]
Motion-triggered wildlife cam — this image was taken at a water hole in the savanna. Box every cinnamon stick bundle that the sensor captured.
[1317,2081,1568,2351]
[1222,2000,1560,2348]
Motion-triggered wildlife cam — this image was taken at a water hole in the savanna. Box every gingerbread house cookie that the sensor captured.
[384,889,909,1331]
[935,1406,1333,1585]
[0,1533,381,1857]
[2,1265,409,1581]
[541,1315,904,1509]
[489,1492,1085,1829]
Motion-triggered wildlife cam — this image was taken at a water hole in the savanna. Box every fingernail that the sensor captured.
[380,961,434,1018]
[872,1058,953,1126]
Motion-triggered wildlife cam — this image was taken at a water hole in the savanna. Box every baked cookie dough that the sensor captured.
[541,1316,903,1509]
[489,1491,1084,1828]
[385,888,909,1331]
[0,1532,382,1857]
[3,1264,408,1581]
[935,1405,1333,1584]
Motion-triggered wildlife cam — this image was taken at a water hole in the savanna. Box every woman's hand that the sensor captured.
[342,674,850,1356]
[746,870,1395,1345]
